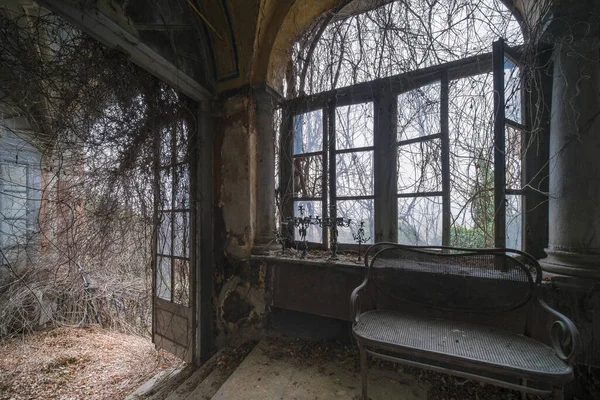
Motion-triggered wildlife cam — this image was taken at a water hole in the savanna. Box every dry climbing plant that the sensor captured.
[0,9,195,337]
[278,0,553,248]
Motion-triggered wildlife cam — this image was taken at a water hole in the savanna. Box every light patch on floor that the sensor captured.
[210,339,429,400]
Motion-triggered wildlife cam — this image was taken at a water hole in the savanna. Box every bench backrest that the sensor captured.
[366,243,541,314]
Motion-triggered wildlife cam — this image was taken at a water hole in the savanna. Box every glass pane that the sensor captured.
[336,200,374,244]
[506,195,523,250]
[293,110,323,155]
[1,219,27,248]
[173,212,190,258]
[506,126,522,190]
[174,163,190,209]
[293,155,323,198]
[293,200,322,242]
[159,168,172,210]
[398,196,443,245]
[1,164,28,186]
[504,58,521,124]
[156,256,172,300]
[2,193,27,220]
[173,259,190,306]
[157,213,171,255]
[398,82,440,141]
[397,140,442,194]
[336,151,374,197]
[335,103,374,150]
[159,129,173,167]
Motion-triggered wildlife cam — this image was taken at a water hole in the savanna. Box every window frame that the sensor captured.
[279,43,530,251]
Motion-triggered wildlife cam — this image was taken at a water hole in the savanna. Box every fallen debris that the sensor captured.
[0,326,182,400]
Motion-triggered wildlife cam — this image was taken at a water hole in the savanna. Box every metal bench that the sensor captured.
[350,243,580,399]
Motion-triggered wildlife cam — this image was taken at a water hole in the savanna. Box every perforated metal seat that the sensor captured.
[353,309,573,383]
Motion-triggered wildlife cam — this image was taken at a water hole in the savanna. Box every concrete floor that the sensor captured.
[211,339,430,400]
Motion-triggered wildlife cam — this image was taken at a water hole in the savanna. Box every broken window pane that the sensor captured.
[293,110,323,155]
[173,258,190,306]
[398,196,443,246]
[293,155,323,198]
[397,140,442,194]
[336,199,374,244]
[448,74,495,247]
[156,256,172,301]
[173,212,189,259]
[398,82,441,141]
[336,151,374,197]
[157,212,171,256]
[335,103,374,150]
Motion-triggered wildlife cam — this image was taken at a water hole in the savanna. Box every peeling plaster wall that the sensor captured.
[212,89,268,345]
[214,91,257,260]
[213,258,268,347]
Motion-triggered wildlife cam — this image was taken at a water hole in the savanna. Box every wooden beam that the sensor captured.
[37,0,213,102]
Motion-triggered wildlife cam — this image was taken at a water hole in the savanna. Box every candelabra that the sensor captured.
[352,221,371,261]
[286,205,318,258]
[319,216,351,260]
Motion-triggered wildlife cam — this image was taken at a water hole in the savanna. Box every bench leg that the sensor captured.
[519,378,527,400]
[551,386,564,400]
[359,345,368,400]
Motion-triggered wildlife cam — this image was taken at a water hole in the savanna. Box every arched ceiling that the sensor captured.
[38,0,558,95]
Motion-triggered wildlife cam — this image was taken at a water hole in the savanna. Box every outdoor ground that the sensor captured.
[0,326,183,400]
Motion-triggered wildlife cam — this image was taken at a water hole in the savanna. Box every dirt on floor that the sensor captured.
[0,326,183,400]
[261,336,543,400]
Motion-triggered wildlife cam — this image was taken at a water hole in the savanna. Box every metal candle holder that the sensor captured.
[318,216,351,260]
[285,205,318,258]
[352,221,371,261]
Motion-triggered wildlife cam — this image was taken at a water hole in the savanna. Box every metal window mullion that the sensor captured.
[397,191,444,198]
[493,39,507,249]
[335,146,375,154]
[397,133,442,147]
[337,195,375,201]
[170,122,177,303]
[441,70,451,246]
[375,89,398,242]
[327,101,336,247]
[321,107,329,247]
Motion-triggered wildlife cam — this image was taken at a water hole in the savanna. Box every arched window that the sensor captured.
[278,0,535,251]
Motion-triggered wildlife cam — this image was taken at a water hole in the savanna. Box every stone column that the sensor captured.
[253,85,280,249]
[542,32,600,278]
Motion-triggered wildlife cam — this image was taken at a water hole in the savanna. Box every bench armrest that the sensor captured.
[537,297,581,364]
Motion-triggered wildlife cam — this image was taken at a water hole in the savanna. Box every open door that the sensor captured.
[152,103,198,364]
